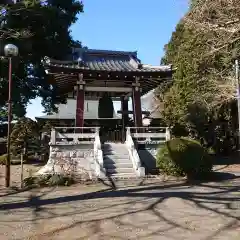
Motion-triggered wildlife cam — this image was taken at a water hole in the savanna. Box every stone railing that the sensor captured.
[125,128,145,177]
[125,127,171,177]
[93,128,105,178]
[37,127,103,178]
[128,127,171,144]
[50,127,98,145]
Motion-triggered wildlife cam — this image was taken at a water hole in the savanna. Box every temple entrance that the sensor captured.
[99,126,126,143]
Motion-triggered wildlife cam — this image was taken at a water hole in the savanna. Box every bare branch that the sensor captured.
[186,1,240,28]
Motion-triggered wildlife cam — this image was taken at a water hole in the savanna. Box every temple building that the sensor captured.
[41,48,171,139]
[37,47,173,178]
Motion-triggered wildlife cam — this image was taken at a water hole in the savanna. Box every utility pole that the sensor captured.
[235,60,240,152]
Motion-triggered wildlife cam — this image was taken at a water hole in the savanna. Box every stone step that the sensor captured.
[103,149,128,154]
[103,155,130,160]
[103,162,133,169]
[103,157,130,164]
[103,143,125,146]
[104,173,137,178]
[104,154,129,157]
[102,143,135,176]
[106,168,135,174]
[103,150,129,155]
[102,146,127,150]
[104,154,129,159]
[97,177,161,188]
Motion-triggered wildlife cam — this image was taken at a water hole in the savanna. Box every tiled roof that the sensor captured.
[36,99,121,120]
[42,48,173,97]
[43,48,172,73]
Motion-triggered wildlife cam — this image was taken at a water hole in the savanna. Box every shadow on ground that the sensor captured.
[0,172,239,240]
[213,153,240,165]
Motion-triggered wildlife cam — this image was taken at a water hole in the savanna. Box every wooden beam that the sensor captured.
[117,110,150,115]
[85,86,132,92]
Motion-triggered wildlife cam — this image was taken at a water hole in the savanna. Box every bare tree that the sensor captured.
[185,0,240,55]
[173,0,240,107]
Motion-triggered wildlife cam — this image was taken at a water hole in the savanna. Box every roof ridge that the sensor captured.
[83,48,138,57]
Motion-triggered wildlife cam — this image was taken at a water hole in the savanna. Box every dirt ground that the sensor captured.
[0,164,42,188]
[214,164,240,173]
[0,161,239,188]
[0,164,239,240]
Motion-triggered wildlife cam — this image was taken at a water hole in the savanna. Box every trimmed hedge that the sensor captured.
[156,137,213,179]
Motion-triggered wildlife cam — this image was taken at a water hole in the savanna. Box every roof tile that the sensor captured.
[43,48,172,73]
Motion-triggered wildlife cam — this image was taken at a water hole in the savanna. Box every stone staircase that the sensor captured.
[102,143,136,178]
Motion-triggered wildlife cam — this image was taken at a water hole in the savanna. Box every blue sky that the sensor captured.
[26,0,189,119]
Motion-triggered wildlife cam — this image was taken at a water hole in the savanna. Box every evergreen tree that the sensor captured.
[10,117,40,157]
[156,0,239,153]
[0,0,83,117]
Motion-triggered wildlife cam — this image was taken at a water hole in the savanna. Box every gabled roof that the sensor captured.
[44,47,171,73]
[36,99,121,120]
[43,47,173,96]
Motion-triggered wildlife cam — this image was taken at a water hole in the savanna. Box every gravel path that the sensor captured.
[0,175,239,240]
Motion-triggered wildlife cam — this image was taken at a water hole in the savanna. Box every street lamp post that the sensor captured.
[4,44,19,188]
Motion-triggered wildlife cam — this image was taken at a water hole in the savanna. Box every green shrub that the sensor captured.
[156,137,213,179]
[0,154,26,165]
[48,174,75,186]
[23,176,37,187]
[0,154,7,165]
[36,175,52,187]
[23,174,75,188]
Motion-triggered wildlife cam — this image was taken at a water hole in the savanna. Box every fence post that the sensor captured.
[126,127,130,141]
[50,128,56,145]
[165,127,171,141]
[20,153,24,188]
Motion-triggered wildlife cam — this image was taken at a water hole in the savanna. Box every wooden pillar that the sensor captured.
[75,74,85,130]
[121,96,129,127]
[132,79,142,128]
[121,96,129,142]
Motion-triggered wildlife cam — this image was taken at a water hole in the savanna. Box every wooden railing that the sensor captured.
[50,127,99,145]
[127,127,171,144]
